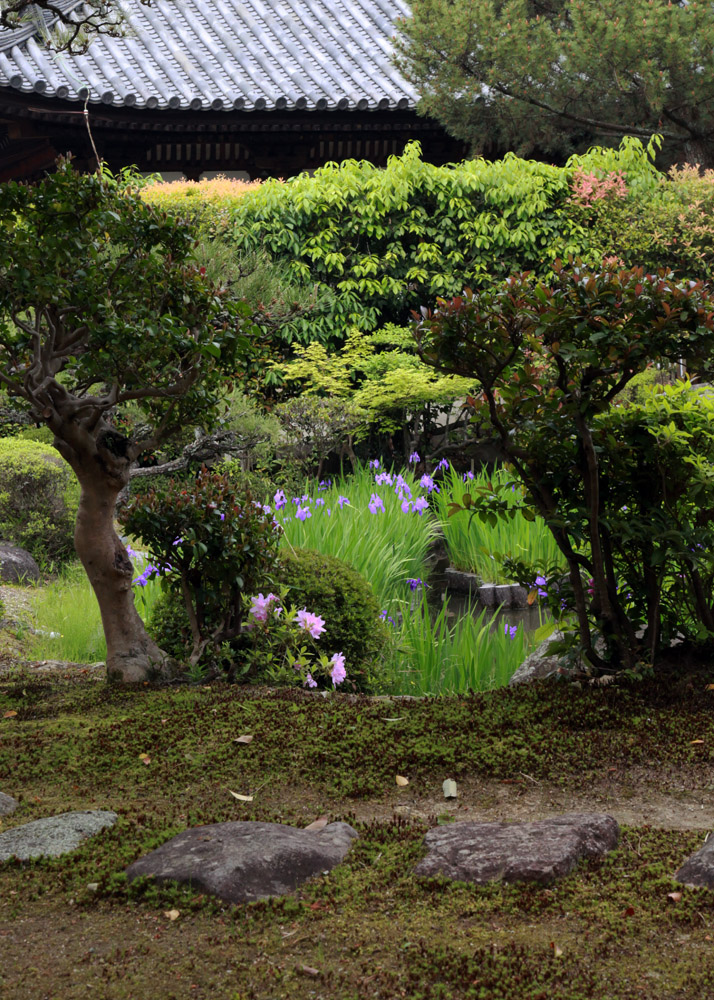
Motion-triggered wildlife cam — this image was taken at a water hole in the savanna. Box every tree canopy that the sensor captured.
[0,161,254,682]
[394,0,714,166]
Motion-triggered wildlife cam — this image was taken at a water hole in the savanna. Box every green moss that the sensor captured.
[2,667,714,998]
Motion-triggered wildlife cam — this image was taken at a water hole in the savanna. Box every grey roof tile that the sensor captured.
[0,0,416,110]
[0,0,416,111]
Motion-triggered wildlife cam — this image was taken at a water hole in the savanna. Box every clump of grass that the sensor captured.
[435,466,564,583]
[381,595,533,696]
[28,556,163,663]
[279,464,438,609]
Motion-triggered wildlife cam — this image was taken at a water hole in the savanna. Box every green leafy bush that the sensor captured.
[0,438,80,566]
[416,260,714,673]
[146,545,388,690]
[229,138,661,344]
[120,468,281,668]
[572,162,714,281]
[274,547,389,691]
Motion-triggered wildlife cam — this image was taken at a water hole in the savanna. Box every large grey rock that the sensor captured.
[0,810,117,860]
[0,791,18,816]
[675,835,714,888]
[126,820,358,904]
[0,542,40,585]
[415,813,619,885]
[509,630,569,686]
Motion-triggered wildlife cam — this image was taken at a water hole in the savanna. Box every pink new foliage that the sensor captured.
[570,169,628,206]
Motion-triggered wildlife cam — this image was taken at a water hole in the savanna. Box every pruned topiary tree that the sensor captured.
[0,161,254,683]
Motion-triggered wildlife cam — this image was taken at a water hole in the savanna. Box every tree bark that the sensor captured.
[72,470,176,684]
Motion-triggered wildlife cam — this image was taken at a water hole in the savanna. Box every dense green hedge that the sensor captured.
[144,138,708,350]
[226,138,661,343]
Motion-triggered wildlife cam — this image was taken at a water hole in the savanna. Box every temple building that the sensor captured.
[0,0,467,181]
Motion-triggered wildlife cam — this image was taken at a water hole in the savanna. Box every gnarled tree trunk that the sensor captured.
[55,424,177,685]
[73,472,175,683]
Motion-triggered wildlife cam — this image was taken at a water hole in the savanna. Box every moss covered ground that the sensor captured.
[1,659,714,999]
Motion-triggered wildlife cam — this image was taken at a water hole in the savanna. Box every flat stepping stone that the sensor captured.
[0,792,18,817]
[675,836,714,888]
[126,820,358,904]
[0,810,117,861]
[415,812,619,885]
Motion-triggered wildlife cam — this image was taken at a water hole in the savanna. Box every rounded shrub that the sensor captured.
[146,546,389,690]
[274,547,389,691]
[0,438,79,566]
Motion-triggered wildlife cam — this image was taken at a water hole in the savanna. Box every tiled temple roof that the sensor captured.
[0,0,416,112]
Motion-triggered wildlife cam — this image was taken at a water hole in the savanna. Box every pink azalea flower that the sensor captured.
[295,608,326,639]
[330,652,346,686]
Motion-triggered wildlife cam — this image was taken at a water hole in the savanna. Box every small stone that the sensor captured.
[675,835,714,888]
[509,630,569,686]
[0,791,18,816]
[0,810,117,861]
[126,820,358,904]
[442,779,458,800]
[415,813,619,885]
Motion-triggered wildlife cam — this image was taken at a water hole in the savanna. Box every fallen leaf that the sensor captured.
[164,909,180,921]
[396,775,409,786]
[229,790,253,802]
[3,711,17,718]
[86,883,99,893]
[304,816,328,831]
[138,753,151,765]
[706,685,714,691]
[551,944,563,958]
[233,734,254,744]
[298,965,319,977]
[667,892,683,902]
[382,717,404,722]
[690,739,705,745]
[621,906,635,918]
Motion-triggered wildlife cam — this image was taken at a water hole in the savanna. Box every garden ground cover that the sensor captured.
[1,659,714,999]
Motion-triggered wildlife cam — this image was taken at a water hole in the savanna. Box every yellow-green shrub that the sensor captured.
[141,176,262,239]
[0,438,79,566]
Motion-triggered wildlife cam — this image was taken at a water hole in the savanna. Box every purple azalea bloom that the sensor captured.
[296,504,311,522]
[369,459,380,469]
[407,578,423,591]
[330,651,347,686]
[337,495,349,508]
[504,623,518,640]
[368,493,385,514]
[412,496,429,516]
[274,489,287,510]
[304,673,318,689]
[249,593,280,622]
[295,608,326,639]
[409,451,420,463]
